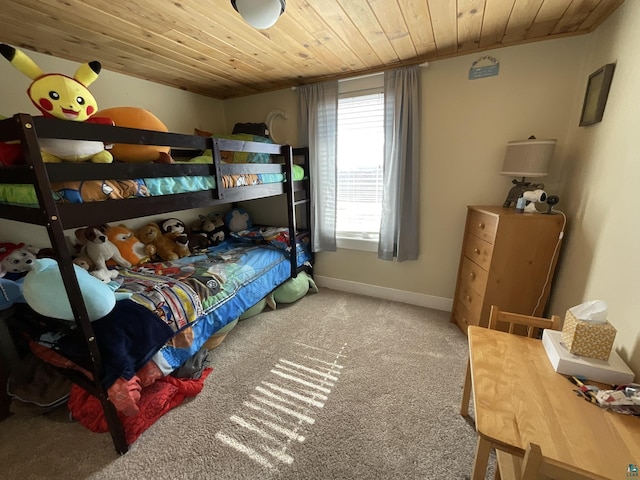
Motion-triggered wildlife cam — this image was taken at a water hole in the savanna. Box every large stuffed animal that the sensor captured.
[96,107,173,163]
[105,224,149,266]
[160,217,208,252]
[0,43,113,163]
[136,223,190,262]
[77,225,132,282]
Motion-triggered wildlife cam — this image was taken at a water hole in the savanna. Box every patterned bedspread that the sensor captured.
[25,235,310,393]
[131,241,307,374]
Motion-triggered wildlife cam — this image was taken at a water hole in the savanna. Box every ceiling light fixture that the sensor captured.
[231,0,286,30]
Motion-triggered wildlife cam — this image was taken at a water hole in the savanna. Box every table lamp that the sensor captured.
[501,136,556,208]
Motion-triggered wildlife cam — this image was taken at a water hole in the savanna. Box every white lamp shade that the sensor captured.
[501,139,556,177]
[233,0,285,29]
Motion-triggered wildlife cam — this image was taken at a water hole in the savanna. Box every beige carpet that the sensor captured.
[0,288,493,479]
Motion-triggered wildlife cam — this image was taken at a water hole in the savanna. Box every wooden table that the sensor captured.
[467,325,640,479]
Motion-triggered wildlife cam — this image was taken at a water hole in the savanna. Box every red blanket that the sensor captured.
[68,368,212,445]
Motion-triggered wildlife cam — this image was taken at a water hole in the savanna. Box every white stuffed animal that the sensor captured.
[522,189,547,213]
[80,225,131,282]
[0,243,39,279]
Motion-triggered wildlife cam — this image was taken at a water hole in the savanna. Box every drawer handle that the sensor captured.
[465,295,471,301]
[469,272,476,280]
[473,248,480,255]
[478,223,485,229]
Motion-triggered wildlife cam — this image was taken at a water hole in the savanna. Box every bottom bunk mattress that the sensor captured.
[23,235,312,393]
[132,239,311,375]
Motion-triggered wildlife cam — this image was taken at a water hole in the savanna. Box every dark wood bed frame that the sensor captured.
[0,113,311,453]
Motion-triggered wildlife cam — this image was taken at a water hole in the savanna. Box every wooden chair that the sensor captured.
[495,442,609,480]
[460,305,562,417]
[488,306,562,338]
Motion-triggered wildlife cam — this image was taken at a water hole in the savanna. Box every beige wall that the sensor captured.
[223,37,587,299]
[548,0,640,374]
[225,21,640,374]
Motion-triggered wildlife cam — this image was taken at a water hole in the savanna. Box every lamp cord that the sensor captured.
[531,209,567,316]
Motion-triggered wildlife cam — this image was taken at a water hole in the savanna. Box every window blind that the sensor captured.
[336,92,384,238]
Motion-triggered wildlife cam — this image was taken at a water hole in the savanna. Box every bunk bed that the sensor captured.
[0,113,312,454]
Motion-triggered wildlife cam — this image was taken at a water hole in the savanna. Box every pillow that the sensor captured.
[22,258,120,321]
[291,164,305,181]
[239,299,266,320]
[239,293,275,320]
[194,129,273,164]
[273,272,318,304]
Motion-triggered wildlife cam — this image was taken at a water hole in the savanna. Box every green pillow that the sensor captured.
[292,164,304,181]
[239,298,266,320]
[215,317,238,335]
[239,293,275,320]
[273,271,318,304]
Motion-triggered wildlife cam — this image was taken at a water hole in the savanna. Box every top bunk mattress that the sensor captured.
[0,115,307,213]
[0,165,305,207]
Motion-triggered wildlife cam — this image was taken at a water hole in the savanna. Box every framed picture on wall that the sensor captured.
[579,63,616,126]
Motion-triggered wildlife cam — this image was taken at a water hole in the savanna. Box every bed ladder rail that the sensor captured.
[13,113,129,454]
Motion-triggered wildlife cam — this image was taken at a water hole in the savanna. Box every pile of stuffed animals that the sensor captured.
[0,207,253,286]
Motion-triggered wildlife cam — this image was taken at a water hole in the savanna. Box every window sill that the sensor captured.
[336,236,378,252]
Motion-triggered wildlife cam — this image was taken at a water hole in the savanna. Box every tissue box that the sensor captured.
[561,310,617,360]
[543,330,634,385]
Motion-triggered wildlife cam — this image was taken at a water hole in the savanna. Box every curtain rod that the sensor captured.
[291,62,429,90]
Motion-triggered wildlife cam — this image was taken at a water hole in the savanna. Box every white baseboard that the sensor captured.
[314,275,453,312]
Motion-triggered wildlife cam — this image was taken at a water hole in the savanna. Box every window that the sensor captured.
[336,74,384,252]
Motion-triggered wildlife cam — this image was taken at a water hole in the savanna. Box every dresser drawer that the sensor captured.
[467,210,498,244]
[459,257,488,296]
[452,301,480,333]
[463,235,494,271]
[457,281,483,320]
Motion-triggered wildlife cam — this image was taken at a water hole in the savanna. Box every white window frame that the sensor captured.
[336,73,384,253]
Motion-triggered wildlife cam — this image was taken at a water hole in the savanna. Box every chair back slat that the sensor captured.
[488,305,562,338]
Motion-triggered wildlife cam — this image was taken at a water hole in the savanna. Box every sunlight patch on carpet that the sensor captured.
[215,341,347,471]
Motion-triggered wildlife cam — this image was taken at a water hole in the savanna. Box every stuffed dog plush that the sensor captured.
[80,225,131,282]
[0,243,39,280]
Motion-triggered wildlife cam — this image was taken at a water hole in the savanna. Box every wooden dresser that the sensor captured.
[451,206,565,335]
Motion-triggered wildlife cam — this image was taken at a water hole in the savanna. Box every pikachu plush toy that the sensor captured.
[0,43,113,163]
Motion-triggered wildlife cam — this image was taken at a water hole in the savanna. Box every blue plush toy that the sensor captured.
[22,258,130,321]
[225,207,252,233]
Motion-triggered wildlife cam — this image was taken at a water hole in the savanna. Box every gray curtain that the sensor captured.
[297,81,338,252]
[378,66,421,261]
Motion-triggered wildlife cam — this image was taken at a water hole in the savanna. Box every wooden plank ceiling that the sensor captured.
[0,0,624,99]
